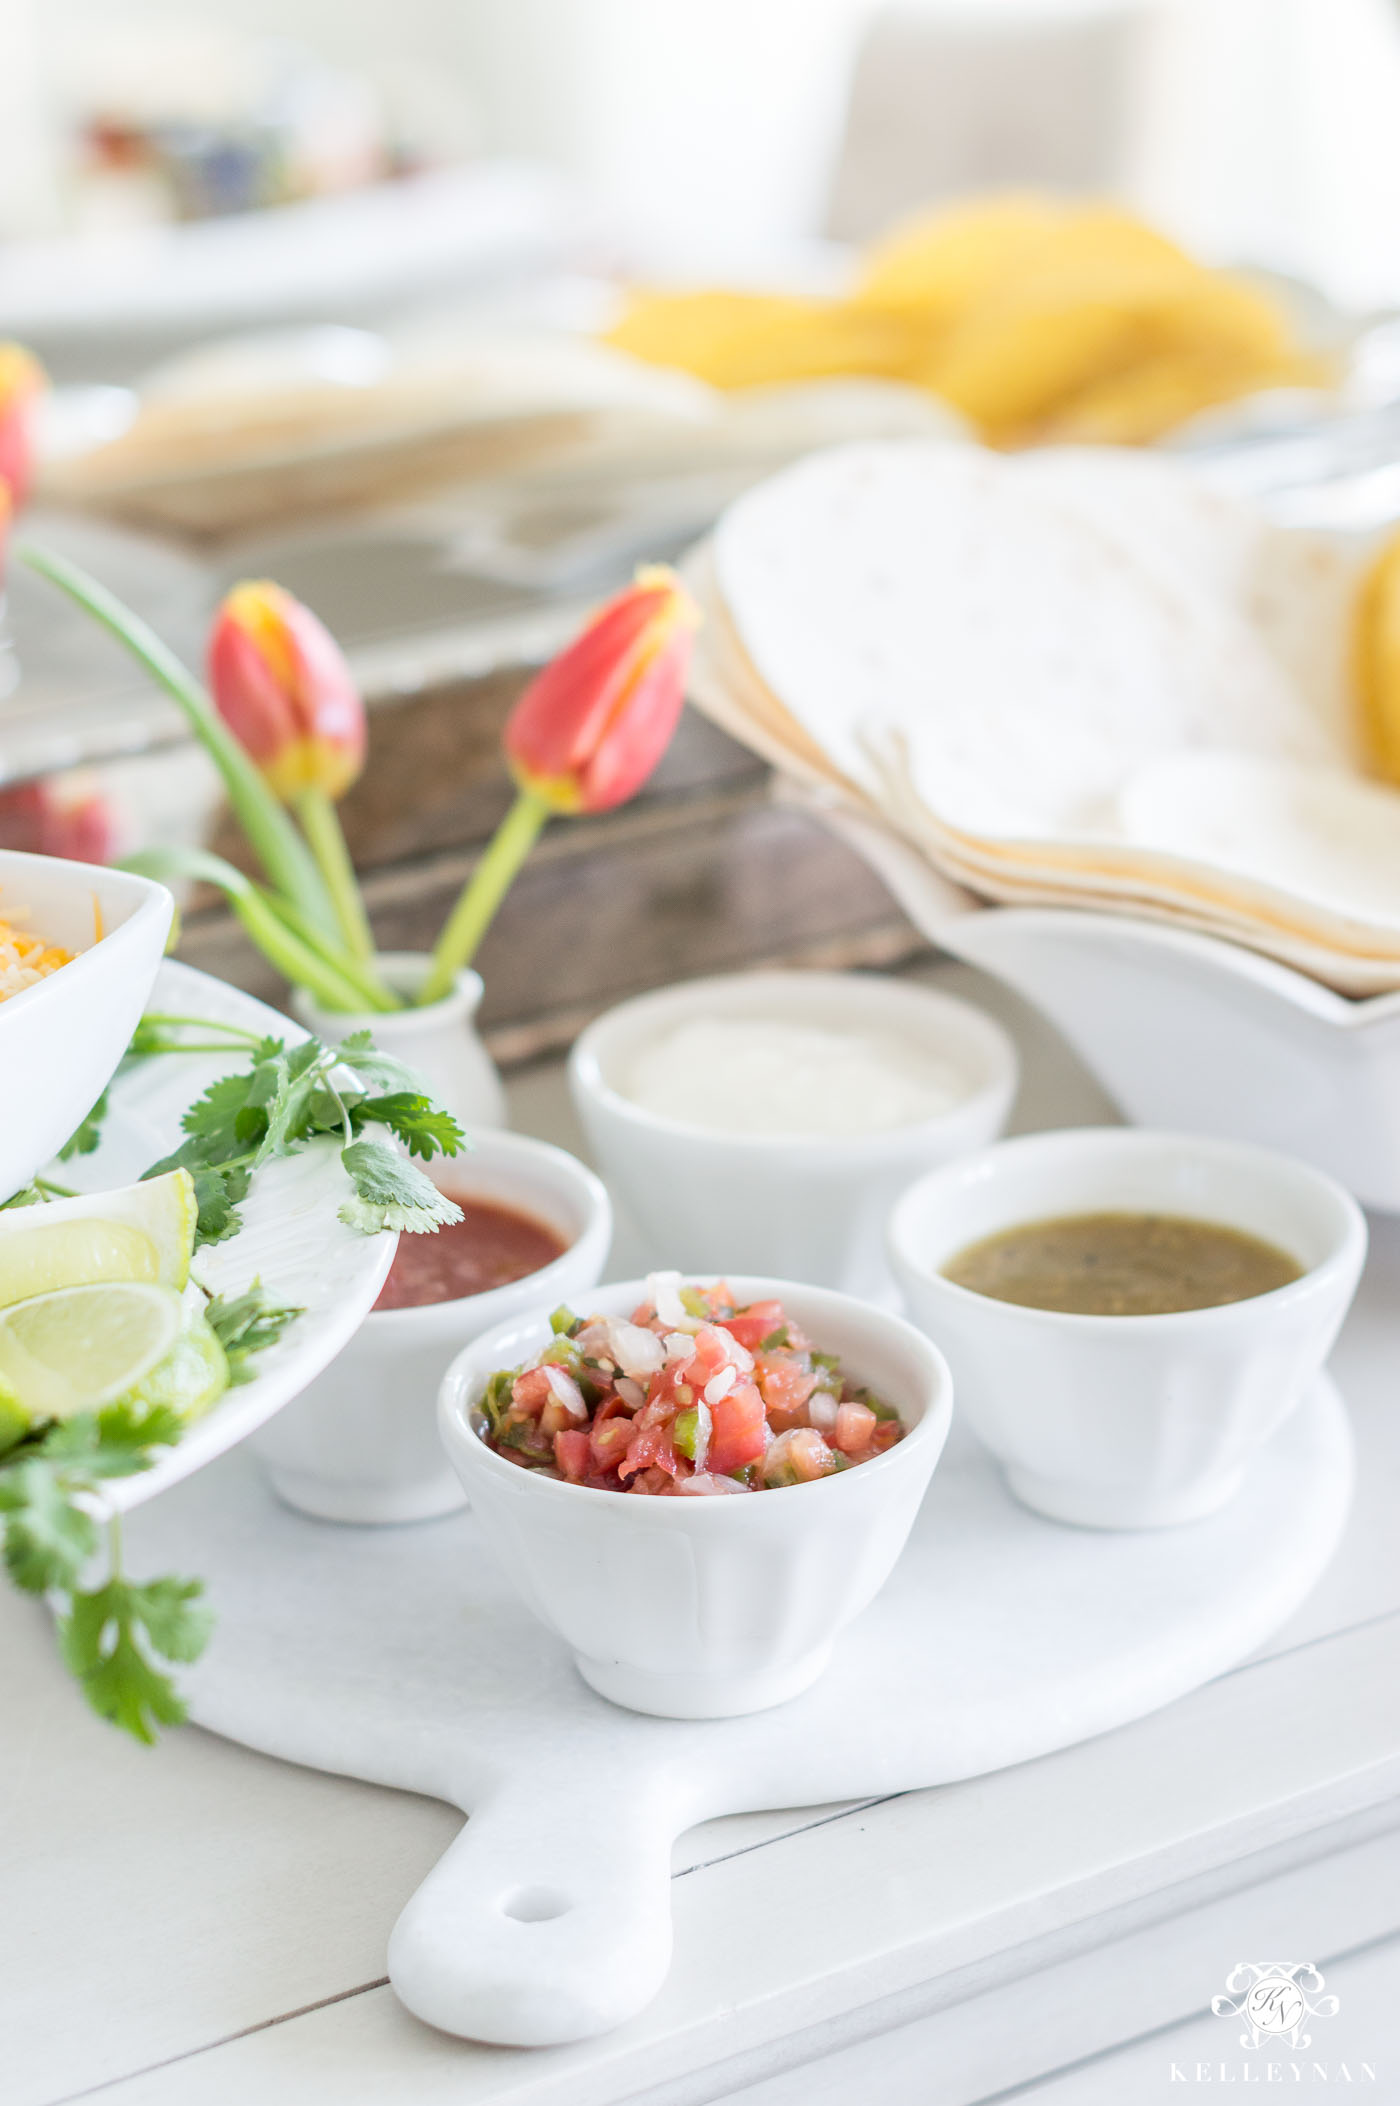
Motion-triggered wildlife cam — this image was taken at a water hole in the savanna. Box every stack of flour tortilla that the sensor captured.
[686,439,1400,994]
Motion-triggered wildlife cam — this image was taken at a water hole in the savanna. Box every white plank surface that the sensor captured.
[5,960,1400,2106]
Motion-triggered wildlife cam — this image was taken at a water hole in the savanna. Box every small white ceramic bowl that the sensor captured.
[568,971,1017,1300]
[250,1131,611,1523]
[0,850,172,1202]
[438,1274,953,1718]
[888,1127,1366,1530]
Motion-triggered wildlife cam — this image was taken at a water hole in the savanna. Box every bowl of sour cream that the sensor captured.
[568,970,1017,1300]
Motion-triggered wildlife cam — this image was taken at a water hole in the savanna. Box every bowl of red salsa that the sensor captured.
[438,1273,953,1718]
[249,1131,611,1523]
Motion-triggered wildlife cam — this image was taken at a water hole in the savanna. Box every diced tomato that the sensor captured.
[756,1354,818,1430]
[620,1411,678,1481]
[762,1427,837,1486]
[589,1414,634,1472]
[629,1465,675,1496]
[554,1429,590,1481]
[707,1381,768,1474]
[718,1300,785,1353]
[834,1402,878,1456]
[511,1366,554,1419]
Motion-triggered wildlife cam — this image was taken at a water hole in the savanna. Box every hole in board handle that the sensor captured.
[499,1885,572,1923]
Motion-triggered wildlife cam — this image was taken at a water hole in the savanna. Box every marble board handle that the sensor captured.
[387,1783,677,2044]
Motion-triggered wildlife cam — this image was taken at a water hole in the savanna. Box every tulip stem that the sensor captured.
[420,788,550,1005]
[293,786,384,980]
[17,542,341,941]
[122,846,385,1014]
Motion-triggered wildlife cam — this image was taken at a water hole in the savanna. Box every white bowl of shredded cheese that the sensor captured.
[569,970,1017,1299]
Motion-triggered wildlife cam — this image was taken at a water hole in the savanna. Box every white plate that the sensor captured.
[52,957,394,1512]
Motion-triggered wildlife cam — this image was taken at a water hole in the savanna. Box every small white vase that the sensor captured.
[292,950,507,1132]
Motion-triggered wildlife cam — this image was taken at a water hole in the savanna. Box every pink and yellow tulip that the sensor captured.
[421,567,697,1001]
[208,580,375,968]
[208,582,366,802]
[504,566,698,815]
[0,344,44,513]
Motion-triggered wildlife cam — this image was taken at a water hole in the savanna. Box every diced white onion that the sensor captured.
[664,1331,694,1363]
[691,1399,713,1469]
[713,1329,753,1373]
[543,1366,587,1420]
[703,1365,737,1405]
[647,1270,703,1332]
[605,1319,666,1379]
[808,1390,839,1431]
[614,1376,647,1411]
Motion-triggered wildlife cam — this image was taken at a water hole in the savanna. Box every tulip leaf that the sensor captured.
[17,541,342,939]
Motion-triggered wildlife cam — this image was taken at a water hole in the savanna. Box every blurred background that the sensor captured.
[5,0,1400,1047]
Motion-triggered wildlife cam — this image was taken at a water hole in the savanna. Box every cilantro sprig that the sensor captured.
[1,1011,467,1743]
[132,1018,467,1246]
[0,1283,299,1743]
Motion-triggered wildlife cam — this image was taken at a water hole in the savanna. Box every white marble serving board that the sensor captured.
[123,1374,1354,2050]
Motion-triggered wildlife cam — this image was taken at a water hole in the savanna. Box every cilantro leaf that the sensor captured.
[59,1579,200,1744]
[0,1458,98,1591]
[1,1183,50,1211]
[39,1402,183,1479]
[58,1089,109,1160]
[206,1283,304,1385]
[125,1574,215,1662]
[253,1040,328,1162]
[190,1164,249,1246]
[347,1091,464,1161]
[179,1071,263,1157]
[338,1137,464,1236]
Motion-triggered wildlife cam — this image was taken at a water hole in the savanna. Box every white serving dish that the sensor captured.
[0,850,173,1205]
[889,1128,1366,1528]
[438,1276,953,1719]
[568,970,1017,1300]
[250,1131,612,1525]
[810,796,1400,1212]
[48,958,396,1510]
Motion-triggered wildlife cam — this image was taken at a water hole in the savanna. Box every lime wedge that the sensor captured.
[0,1383,28,1456]
[0,1282,184,1420]
[0,1171,198,1311]
[133,1290,229,1424]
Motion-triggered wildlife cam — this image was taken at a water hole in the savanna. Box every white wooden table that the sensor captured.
[5,962,1399,2106]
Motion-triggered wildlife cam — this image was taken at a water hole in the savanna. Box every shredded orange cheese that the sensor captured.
[0,916,73,1003]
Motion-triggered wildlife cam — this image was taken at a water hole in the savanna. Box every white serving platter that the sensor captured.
[803,790,1400,1213]
[50,957,395,1511]
[124,1371,1353,2049]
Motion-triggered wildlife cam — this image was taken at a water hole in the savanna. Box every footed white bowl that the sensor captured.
[250,1130,611,1524]
[0,850,172,1203]
[438,1276,953,1718]
[889,1127,1366,1529]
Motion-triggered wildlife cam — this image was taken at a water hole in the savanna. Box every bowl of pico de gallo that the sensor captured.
[437,1270,953,1718]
